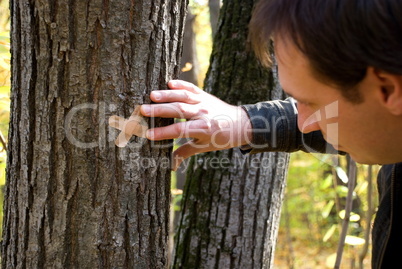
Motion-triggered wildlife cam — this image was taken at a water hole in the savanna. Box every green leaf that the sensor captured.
[335,166,348,183]
[320,174,333,189]
[321,200,335,219]
[356,180,368,195]
[345,235,365,246]
[323,224,337,242]
[336,185,349,196]
[339,210,361,222]
[325,253,337,268]
[0,159,6,186]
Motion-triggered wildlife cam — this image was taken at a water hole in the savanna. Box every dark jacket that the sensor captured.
[242,98,401,269]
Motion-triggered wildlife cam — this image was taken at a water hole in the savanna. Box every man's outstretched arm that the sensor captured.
[141,80,338,170]
[241,98,338,155]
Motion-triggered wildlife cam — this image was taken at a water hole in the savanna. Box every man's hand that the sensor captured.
[140,80,253,170]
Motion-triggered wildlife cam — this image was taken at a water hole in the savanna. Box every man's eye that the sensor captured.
[298,100,311,106]
[290,97,313,107]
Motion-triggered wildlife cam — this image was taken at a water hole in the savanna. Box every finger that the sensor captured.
[141,103,201,119]
[146,119,210,141]
[172,140,211,171]
[168,80,203,94]
[150,90,201,104]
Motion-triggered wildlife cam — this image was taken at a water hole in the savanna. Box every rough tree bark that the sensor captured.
[173,0,289,268]
[2,1,187,268]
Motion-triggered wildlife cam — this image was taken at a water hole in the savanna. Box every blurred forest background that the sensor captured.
[0,0,379,268]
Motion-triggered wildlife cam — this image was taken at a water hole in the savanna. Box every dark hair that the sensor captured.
[249,0,402,103]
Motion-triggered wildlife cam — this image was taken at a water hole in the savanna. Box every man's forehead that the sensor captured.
[274,37,306,68]
[273,36,325,103]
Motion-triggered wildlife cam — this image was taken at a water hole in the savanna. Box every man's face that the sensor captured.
[275,37,402,164]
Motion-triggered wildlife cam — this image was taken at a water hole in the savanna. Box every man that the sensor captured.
[140,0,402,267]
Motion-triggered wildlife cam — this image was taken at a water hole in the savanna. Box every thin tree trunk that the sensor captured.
[359,165,373,269]
[179,8,199,86]
[2,1,187,268]
[335,158,357,269]
[172,0,289,268]
[208,0,220,38]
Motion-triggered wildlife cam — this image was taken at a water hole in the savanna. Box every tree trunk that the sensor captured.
[179,8,199,86]
[172,0,289,268]
[2,1,187,268]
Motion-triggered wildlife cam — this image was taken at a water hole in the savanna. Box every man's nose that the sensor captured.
[297,105,321,134]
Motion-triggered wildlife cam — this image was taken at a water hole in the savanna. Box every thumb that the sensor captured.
[172,140,209,171]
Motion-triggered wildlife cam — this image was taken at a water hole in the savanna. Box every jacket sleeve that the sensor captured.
[240,98,339,155]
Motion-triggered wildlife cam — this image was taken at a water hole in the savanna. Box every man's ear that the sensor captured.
[369,67,402,115]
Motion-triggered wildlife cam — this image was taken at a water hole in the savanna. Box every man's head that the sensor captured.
[249,0,402,103]
[249,0,402,164]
